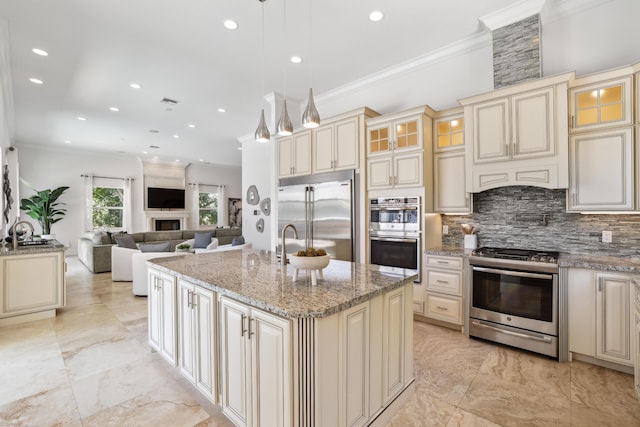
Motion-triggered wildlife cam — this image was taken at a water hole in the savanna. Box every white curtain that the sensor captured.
[218,185,228,227]
[191,183,200,229]
[122,178,133,232]
[83,175,93,232]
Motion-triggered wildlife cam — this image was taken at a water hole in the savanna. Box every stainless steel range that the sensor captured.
[469,247,559,358]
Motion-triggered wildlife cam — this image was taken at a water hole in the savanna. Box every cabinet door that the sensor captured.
[596,273,631,365]
[293,131,312,177]
[394,152,423,187]
[425,293,462,325]
[278,136,294,178]
[194,286,216,402]
[511,87,555,159]
[313,125,334,174]
[568,269,596,357]
[635,309,640,400]
[393,118,422,152]
[382,286,406,404]
[367,157,392,189]
[0,252,64,316]
[570,76,633,132]
[334,117,359,170]
[434,151,470,213]
[251,308,292,427]
[178,281,196,383]
[472,98,509,164]
[434,115,464,153]
[148,270,162,352]
[342,302,369,427]
[368,125,391,156]
[159,272,178,366]
[220,296,251,427]
[568,128,634,211]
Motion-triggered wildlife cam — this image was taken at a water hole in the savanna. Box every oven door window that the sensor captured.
[370,239,417,270]
[472,269,554,322]
[370,208,418,224]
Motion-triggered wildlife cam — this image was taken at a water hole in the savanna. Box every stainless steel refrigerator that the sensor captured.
[278,170,355,261]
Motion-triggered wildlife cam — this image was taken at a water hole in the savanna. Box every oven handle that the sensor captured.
[471,320,553,343]
[471,266,553,281]
[370,236,418,243]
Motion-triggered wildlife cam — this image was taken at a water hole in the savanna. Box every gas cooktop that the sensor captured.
[469,247,559,273]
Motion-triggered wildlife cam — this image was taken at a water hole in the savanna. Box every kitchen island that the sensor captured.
[147,248,416,427]
[0,240,66,326]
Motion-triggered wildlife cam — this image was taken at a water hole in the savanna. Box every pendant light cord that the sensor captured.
[308,0,312,87]
[283,0,287,98]
[261,1,265,103]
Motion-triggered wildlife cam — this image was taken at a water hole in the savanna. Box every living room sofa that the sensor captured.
[77,228,242,273]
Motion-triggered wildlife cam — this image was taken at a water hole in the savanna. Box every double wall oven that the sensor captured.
[369,197,421,282]
[469,247,559,358]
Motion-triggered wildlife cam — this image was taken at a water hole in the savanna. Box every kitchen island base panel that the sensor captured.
[368,381,415,427]
[0,309,56,327]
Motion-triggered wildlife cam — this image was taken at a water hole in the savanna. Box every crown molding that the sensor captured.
[542,0,615,24]
[479,0,546,31]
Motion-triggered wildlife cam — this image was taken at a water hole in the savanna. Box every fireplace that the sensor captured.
[155,219,181,231]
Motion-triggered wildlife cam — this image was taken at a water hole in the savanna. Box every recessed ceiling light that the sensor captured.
[29,78,43,84]
[64,140,71,144]
[109,107,119,112]
[143,151,148,154]
[175,159,180,162]
[218,108,226,113]
[369,10,384,22]
[77,116,87,121]
[172,134,179,139]
[153,156,158,160]
[32,48,48,56]
[238,147,242,151]
[199,159,204,162]
[188,124,196,128]
[290,56,302,64]
[224,20,238,30]
[129,83,141,89]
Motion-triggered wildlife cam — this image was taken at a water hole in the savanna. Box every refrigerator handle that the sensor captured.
[307,186,314,248]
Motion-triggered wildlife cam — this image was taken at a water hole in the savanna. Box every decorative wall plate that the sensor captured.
[246,185,260,205]
[256,218,264,233]
[260,198,271,216]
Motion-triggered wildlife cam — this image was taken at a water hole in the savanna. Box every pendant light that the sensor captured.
[254,0,271,143]
[302,0,320,128]
[276,0,293,136]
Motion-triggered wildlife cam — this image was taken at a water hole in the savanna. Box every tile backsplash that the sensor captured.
[441,186,640,257]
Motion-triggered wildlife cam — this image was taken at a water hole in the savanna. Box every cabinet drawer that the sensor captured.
[425,293,462,325]
[425,255,462,270]
[426,270,462,296]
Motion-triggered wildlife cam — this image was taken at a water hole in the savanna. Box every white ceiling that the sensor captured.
[0,0,636,168]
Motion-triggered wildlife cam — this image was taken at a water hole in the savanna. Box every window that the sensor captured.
[92,187,123,229]
[199,191,218,226]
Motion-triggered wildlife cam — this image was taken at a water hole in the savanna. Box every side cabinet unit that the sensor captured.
[278,130,312,178]
[148,268,178,366]
[219,295,292,427]
[423,255,464,329]
[633,278,640,399]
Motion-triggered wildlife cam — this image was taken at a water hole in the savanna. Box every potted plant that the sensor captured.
[19,186,69,238]
[176,243,191,252]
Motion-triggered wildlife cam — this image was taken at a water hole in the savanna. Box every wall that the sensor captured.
[442,186,640,257]
[16,144,241,255]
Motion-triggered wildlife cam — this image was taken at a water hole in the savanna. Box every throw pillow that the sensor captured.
[231,236,245,246]
[90,231,110,245]
[138,241,171,253]
[115,234,138,249]
[194,231,213,249]
[109,231,128,244]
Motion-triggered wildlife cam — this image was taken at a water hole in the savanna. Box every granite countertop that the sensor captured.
[425,246,471,257]
[0,240,65,256]
[148,249,417,319]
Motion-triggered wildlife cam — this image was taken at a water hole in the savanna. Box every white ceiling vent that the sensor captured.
[160,97,179,105]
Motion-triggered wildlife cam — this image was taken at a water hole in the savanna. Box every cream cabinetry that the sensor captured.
[219,295,292,427]
[366,106,433,192]
[633,279,640,399]
[568,268,634,367]
[148,268,178,366]
[0,251,65,323]
[567,127,634,211]
[460,73,572,192]
[313,117,359,174]
[178,279,216,403]
[278,130,312,178]
[423,255,463,328]
[569,75,633,132]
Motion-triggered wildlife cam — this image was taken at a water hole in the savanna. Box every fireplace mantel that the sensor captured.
[144,211,190,231]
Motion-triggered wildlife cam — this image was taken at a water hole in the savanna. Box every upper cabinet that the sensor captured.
[365,106,434,192]
[569,75,633,133]
[434,114,464,153]
[460,72,574,193]
[278,130,312,178]
[312,108,378,175]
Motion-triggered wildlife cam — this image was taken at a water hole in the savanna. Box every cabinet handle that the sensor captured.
[241,313,247,337]
[436,306,449,311]
[389,176,393,185]
[191,293,197,308]
[570,115,574,128]
[436,280,449,284]
[437,261,448,264]
[187,290,192,308]
[598,280,603,292]
[248,318,255,339]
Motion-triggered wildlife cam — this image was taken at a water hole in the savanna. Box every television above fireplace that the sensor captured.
[147,187,186,209]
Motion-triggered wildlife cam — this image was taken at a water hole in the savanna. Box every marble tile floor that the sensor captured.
[0,257,638,426]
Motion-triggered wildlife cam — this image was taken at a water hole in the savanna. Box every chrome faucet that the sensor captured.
[280,223,298,267]
[12,220,35,250]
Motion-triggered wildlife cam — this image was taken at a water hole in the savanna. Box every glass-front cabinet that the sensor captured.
[569,76,633,132]
[435,116,464,152]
